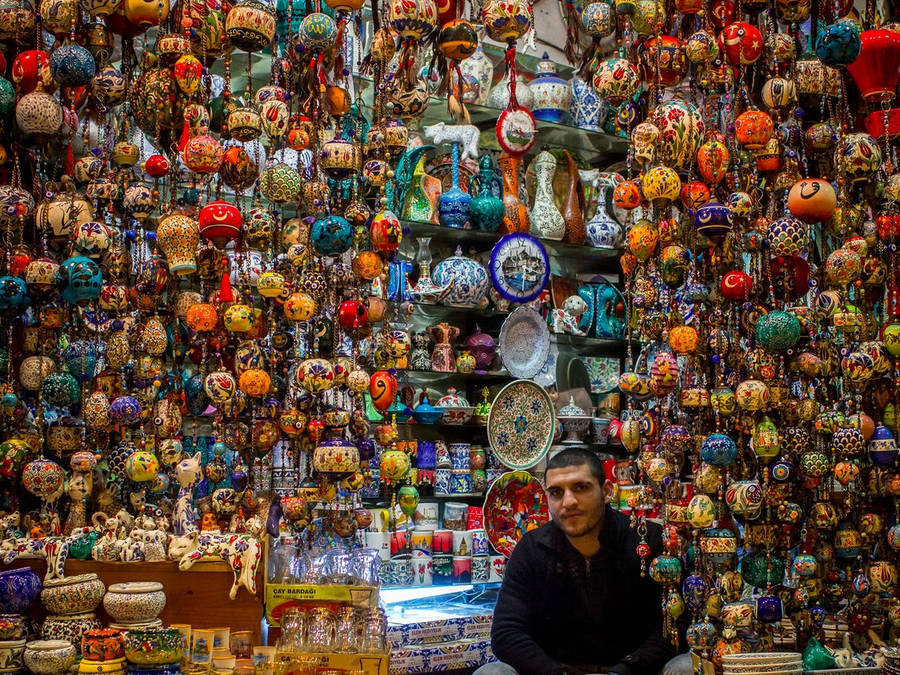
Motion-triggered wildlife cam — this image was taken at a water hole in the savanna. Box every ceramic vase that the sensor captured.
[468,155,505,232]
[439,143,470,229]
[529,151,565,240]
[498,154,529,234]
[402,155,442,223]
[486,71,534,110]
[458,37,492,104]
[561,151,586,244]
[410,332,433,371]
[571,75,608,131]
[156,213,200,275]
[429,322,460,372]
[586,172,624,248]
[530,53,571,123]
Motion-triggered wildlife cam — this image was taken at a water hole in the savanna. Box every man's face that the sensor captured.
[545,463,606,538]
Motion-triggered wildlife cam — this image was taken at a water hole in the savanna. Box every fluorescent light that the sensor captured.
[381,584,475,604]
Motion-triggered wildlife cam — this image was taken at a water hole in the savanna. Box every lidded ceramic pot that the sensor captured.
[102,582,166,623]
[529,52,571,123]
[41,573,105,615]
[23,639,77,674]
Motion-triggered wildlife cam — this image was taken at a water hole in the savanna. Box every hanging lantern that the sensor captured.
[787,179,836,223]
[198,200,242,248]
[694,200,733,241]
[847,29,900,102]
[641,166,681,207]
[734,110,774,150]
[719,22,763,65]
[369,370,397,412]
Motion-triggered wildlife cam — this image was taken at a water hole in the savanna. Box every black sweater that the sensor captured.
[490,506,678,675]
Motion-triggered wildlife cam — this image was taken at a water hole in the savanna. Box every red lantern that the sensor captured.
[370,209,402,254]
[720,270,753,300]
[613,180,643,210]
[864,108,900,140]
[697,139,730,185]
[11,50,51,95]
[787,179,836,224]
[198,200,242,248]
[145,154,170,178]
[734,110,774,150]
[877,213,900,241]
[641,36,688,86]
[307,418,325,442]
[337,300,368,330]
[720,22,763,65]
[369,370,397,412]
[847,29,900,102]
[680,182,711,210]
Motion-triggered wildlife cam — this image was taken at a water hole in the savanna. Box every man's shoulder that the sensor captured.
[511,521,561,558]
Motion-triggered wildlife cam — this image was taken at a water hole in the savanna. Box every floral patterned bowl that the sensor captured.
[123,628,184,666]
[103,582,166,623]
[0,615,24,640]
[440,407,474,425]
[23,639,77,674]
[40,612,102,650]
[0,567,41,614]
[41,573,105,615]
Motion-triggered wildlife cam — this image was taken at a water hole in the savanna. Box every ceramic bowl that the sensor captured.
[78,656,127,673]
[0,615,23,640]
[0,639,25,673]
[82,628,125,662]
[440,406,474,425]
[23,639,77,674]
[108,619,162,632]
[724,663,802,673]
[557,415,592,443]
[123,628,184,666]
[0,567,41,614]
[103,582,166,623]
[41,612,102,649]
[722,653,803,663]
[41,573,106,615]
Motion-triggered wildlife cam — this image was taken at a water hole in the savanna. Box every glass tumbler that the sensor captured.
[306,607,336,653]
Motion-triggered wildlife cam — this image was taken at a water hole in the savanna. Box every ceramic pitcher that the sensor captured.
[586,172,624,248]
[529,151,565,240]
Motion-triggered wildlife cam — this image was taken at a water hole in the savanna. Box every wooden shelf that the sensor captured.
[1,558,265,642]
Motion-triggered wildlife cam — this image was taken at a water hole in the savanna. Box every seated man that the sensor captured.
[479,448,688,675]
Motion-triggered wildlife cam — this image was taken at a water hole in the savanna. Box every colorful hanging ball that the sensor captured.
[816,19,861,66]
[787,179,837,224]
[755,311,801,350]
[700,433,738,466]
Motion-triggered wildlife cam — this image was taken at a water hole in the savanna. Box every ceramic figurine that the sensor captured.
[468,155,505,232]
[550,295,588,335]
[586,172,625,248]
[409,332,433,371]
[429,322,460,372]
[530,53,571,123]
[529,151,565,240]
[171,452,203,537]
[175,529,262,599]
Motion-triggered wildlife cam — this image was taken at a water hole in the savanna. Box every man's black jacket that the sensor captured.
[490,506,677,675]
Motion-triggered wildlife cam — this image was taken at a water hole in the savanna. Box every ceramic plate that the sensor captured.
[483,470,550,557]
[487,379,556,469]
[498,306,551,379]
[534,345,559,389]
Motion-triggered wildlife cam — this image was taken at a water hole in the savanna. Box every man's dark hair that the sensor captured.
[545,447,606,485]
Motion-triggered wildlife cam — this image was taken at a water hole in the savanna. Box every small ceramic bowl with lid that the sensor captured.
[108,619,162,632]
[41,573,106,615]
[23,639,77,674]
[41,611,102,648]
[82,628,125,662]
[103,582,166,623]
[123,627,184,666]
[0,638,26,672]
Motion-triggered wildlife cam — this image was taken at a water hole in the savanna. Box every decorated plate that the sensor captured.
[489,233,550,303]
[498,306,551,379]
[487,379,556,469]
[484,470,550,557]
[496,107,538,156]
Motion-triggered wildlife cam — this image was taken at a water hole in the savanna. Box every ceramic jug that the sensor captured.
[530,52,571,123]
[468,155,505,232]
[560,151,586,244]
[403,155,442,223]
[429,322,460,372]
[586,172,625,248]
[439,143,470,229]
[529,151,565,240]
[498,153,529,234]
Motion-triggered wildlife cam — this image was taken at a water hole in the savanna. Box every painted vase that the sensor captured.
[429,322,460,372]
[156,213,200,275]
[498,153,529,234]
[530,53,571,123]
[529,151,565,240]
[468,155,505,232]
[402,155,441,223]
[439,143,470,229]
[571,75,608,131]
[486,71,534,110]
[458,37,492,104]
[586,172,624,247]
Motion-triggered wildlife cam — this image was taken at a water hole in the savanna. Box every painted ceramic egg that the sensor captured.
[700,433,738,466]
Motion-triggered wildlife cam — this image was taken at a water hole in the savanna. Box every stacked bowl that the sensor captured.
[722,652,803,675]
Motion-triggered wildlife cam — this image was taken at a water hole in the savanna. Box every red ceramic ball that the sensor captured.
[721,270,753,300]
[198,200,242,248]
[145,154,170,178]
[720,21,763,65]
[337,299,368,330]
